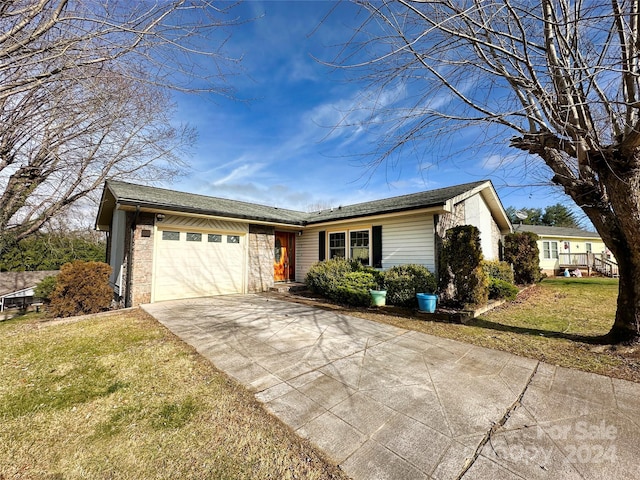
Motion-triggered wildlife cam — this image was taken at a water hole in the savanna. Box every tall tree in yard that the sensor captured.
[333,1,640,343]
[0,1,240,248]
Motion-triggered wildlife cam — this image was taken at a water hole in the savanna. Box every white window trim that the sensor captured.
[349,228,371,266]
[328,231,347,259]
[327,228,372,266]
[543,240,559,259]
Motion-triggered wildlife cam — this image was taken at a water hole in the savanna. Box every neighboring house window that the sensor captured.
[162,231,180,241]
[208,234,222,243]
[585,242,592,253]
[329,232,346,259]
[350,230,370,265]
[543,241,558,259]
[227,235,240,244]
[186,232,202,242]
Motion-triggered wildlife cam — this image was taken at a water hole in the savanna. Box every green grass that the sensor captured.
[286,277,640,383]
[0,310,347,480]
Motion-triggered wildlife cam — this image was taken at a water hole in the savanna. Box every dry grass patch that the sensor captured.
[0,310,347,480]
[276,277,639,383]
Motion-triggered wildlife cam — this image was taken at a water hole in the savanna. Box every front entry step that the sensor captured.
[270,282,306,293]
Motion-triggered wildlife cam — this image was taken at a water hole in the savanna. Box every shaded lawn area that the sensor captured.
[281,277,640,383]
[0,310,347,480]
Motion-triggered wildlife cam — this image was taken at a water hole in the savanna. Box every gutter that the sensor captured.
[115,200,306,227]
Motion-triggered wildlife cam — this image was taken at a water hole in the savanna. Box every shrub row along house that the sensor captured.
[95,180,512,307]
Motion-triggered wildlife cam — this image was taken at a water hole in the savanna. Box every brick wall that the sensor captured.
[122,211,155,306]
[248,224,274,292]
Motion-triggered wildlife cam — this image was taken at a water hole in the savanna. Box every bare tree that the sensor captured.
[0,1,241,247]
[333,0,640,343]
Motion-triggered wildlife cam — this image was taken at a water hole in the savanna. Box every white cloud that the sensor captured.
[212,162,267,186]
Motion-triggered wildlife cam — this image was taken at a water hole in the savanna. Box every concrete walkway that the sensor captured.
[142,295,639,480]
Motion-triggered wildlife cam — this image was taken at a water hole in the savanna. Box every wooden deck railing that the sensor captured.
[558,252,619,277]
[558,252,591,267]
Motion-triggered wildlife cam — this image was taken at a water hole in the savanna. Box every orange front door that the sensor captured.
[274,232,295,282]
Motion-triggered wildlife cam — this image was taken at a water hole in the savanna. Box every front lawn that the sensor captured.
[281,277,640,382]
[0,310,347,479]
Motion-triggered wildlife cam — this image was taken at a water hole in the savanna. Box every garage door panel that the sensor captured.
[154,230,245,301]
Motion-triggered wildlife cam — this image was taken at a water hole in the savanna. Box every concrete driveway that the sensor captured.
[143,295,639,480]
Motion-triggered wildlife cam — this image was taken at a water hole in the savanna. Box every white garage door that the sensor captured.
[154,229,245,301]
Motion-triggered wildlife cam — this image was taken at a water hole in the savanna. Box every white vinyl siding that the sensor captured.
[380,214,435,271]
[296,228,320,281]
[296,213,435,279]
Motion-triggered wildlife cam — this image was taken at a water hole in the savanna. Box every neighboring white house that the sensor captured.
[95,180,512,307]
[0,271,58,313]
[514,224,617,277]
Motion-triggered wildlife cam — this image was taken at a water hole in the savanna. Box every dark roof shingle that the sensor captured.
[514,224,600,238]
[305,181,488,224]
[101,179,493,227]
[106,180,306,225]
[0,271,59,297]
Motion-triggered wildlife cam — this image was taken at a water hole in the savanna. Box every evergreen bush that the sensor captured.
[384,264,437,307]
[305,258,380,307]
[482,260,515,284]
[48,261,113,318]
[329,271,377,307]
[34,275,58,303]
[305,257,354,294]
[504,232,542,284]
[488,278,519,301]
[439,225,489,307]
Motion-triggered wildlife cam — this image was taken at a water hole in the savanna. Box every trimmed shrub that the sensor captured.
[48,261,113,318]
[504,232,542,285]
[329,271,377,307]
[439,225,489,307]
[34,275,58,303]
[488,278,519,301]
[305,257,354,294]
[384,264,437,308]
[305,258,380,307]
[482,260,514,284]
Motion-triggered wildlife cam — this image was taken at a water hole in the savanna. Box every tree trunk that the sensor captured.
[609,255,640,343]
[571,151,640,344]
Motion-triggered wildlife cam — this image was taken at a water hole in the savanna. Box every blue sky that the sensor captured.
[170,1,574,216]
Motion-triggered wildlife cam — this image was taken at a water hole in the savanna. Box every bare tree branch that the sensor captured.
[331,0,640,342]
[0,1,242,244]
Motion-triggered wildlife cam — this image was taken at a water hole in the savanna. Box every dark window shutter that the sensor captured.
[372,225,382,268]
[318,231,326,261]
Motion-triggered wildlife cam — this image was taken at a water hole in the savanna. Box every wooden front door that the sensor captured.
[274,232,295,282]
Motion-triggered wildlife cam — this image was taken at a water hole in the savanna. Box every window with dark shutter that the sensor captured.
[372,225,382,268]
[318,231,326,261]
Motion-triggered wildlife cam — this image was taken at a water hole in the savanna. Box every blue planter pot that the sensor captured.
[416,293,438,313]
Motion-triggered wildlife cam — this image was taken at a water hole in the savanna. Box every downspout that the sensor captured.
[433,214,440,279]
[124,205,140,308]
